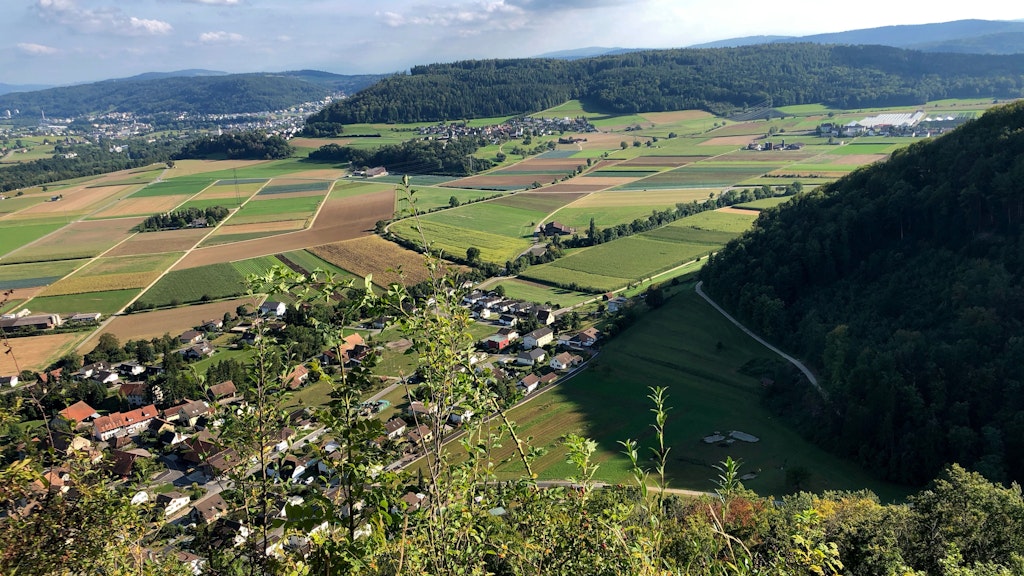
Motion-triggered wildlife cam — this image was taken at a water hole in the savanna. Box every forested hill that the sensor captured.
[0,71,383,117]
[699,101,1024,486]
[306,44,1024,125]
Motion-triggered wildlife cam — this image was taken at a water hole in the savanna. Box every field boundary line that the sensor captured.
[694,280,825,399]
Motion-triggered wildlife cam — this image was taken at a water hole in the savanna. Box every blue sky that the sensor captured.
[2,0,1021,85]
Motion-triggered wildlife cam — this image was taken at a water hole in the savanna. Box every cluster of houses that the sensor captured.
[815,110,968,139]
[417,116,596,144]
[745,139,804,152]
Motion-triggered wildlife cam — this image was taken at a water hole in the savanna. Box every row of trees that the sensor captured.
[701,101,1024,485]
[305,44,1024,126]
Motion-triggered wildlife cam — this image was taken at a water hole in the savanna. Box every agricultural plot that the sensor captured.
[3,218,144,263]
[551,189,716,230]
[96,297,254,343]
[175,190,393,270]
[137,263,246,307]
[484,288,902,498]
[415,201,547,239]
[185,158,318,180]
[28,289,141,316]
[491,278,591,307]
[88,194,192,219]
[279,250,362,284]
[40,253,182,296]
[226,195,323,225]
[617,156,707,168]
[230,255,286,278]
[175,198,242,212]
[0,220,66,258]
[666,209,759,234]
[0,259,87,290]
[14,184,139,218]
[522,236,714,292]
[0,196,46,215]
[735,197,794,210]
[614,163,771,190]
[395,186,504,215]
[130,179,215,197]
[163,159,271,177]
[104,228,208,256]
[257,179,333,196]
[487,192,584,214]
[195,181,266,200]
[310,235,436,287]
[1,333,85,373]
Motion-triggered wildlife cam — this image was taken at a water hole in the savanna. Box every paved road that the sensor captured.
[694,281,825,400]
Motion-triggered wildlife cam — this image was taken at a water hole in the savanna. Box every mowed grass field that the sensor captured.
[415,200,547,239]
[491,278,592,307]
[137,262,246,307]
[129,178,215,197]
[2,218,144,263]
[226,195,324,225]
[481,285,905,499]
[28,289,141,316]
[551,189,716,229]
[0,259,88,290]
[396,186,505,214]
[0,220,67,258]
[522,210,756,292]
[388,219,531,264]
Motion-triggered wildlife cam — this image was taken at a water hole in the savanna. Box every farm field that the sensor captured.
[14,184,139,218]
[162,159,269,177]
[174,189,394,269]
[395,186,504,214]
[551,189,716,229]
[130,178,215,197]
[614,163,775,190]
[104,228,208,256]
[27,289,141,316]
[278,250,362,284]
[94,297,255,343]
[88,194,191,219]
[0,220,67,258]
[735,197,794,210]
[175,198,244,212]
[137,262,246,308]
[482,286,905,500]
[224,195,323,225]
[408,201,546,239]
[3,218,144,263]
[490,278,592,308]
[388,218,531,265]
[309,235,436,287]
[0,259,88,290]
[194,180,266,199]
[0,196,47,215]
[257,179,332,196]
[40,253,182,296]
[1,332,85,373]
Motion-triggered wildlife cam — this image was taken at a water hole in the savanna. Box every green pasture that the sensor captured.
[213,178,267,186]
[487,193,580,214]
[228,195,322,225]
[488,286,905,499]
[0,221,65,257]
[551,205,684,231]
[138,263,246,307]
[330,181,394,200]
[418,201,547,239]
[76,253,181,278]
[491,278,591,307]
[177,198,242,211]
[389,219,531,264]
[523,236,715,292]
[774,104,836,115]
[131,179,215,197]
[190,159,317,180]
[643,225,742,247]
[671,210,758,234]
[377,174,459,186]
[826,142,900,155]
[0,143,56,164]
[396,186,503,215]
[0,299,23,314]
[191,346,257,376]
[28,289,141,316]
[0,259,87,290]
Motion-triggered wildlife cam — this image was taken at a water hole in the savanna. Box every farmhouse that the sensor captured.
[0,313,62,331]
[539,221,575,236]
[66,312,102,323]
[92,404,159,441]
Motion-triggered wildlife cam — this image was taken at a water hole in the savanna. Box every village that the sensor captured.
[4,274,628,568]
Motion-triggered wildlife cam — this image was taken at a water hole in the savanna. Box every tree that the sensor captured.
[448,195,461,208]
[466,246,480,262]
[620,141,628,149]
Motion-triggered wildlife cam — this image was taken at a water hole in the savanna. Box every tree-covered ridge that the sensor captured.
[174,132,294,160]
[306,44,1024,125]
[700,101,1024,486]
[0,73,341,117]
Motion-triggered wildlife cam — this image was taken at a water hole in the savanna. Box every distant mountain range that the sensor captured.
[538,20,1024,58]
[688,19,1024,54]
[0,83,52,96]
[0,70,386,118]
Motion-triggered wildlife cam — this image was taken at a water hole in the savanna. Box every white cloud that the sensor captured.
[380,0,527,31]
[35,0,173,36]
[199,30,245,43]
[17,42,60,55]
[184,0,243,4]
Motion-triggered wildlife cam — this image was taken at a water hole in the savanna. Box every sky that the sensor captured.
[2,0,1022,85]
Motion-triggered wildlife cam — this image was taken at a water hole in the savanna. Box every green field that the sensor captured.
[137,263,246,307]
[389,219,531,264]
[671,209,758,233]
[485,285,905,500]
[258,181,332,195]
[396,186,504,215]
[230,255,285,278]
[487,193,580,214]
[176,198,243,211]
[490,278,592,307]
[0,221,65,258]
[131,179,215,197]
[735,197,793,210]
[416,201,547,239]
[228,196,323,224]
[615,163,773,190]
[28,289,141,316]
[0,196,47,215]
[0,259,87,290]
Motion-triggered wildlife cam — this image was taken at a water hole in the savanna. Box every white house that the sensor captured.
[259,301,287,317]
[517,373,540,394]
[157,491,191,517]
[550,352,580,371]
[516,348,546,366]
[522,326,554,349]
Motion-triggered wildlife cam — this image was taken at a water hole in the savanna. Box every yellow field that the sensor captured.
[1,333,85,373]
[310,235,437,287]
[639,110,715,123]
[40,253,182,295]
[13,184,141,217]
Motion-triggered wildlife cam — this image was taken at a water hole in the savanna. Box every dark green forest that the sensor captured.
[0,139,180,192]
[307,137,494,176]
[173,132,294,160]
[700,101,1024,486]
[135,206,230,232]
[305,44,1024,125]
[0,72,381,118]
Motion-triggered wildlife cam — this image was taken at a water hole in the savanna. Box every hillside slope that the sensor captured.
[699,101,1024,485]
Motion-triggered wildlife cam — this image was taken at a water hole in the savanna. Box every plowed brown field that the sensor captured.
[105,228,209,256]
[2,333,84,373]
[172,189,393,269]
[90,298,254,343]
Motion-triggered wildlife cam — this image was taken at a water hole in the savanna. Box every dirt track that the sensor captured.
[172,189,394,270]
